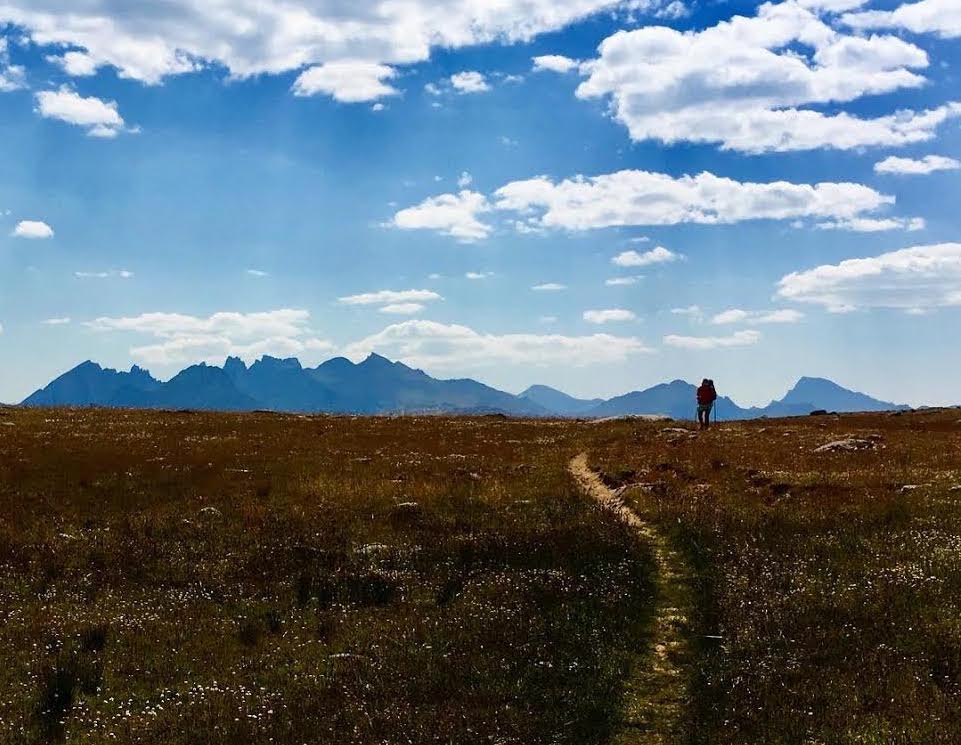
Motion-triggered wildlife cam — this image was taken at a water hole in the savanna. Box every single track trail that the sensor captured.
[568,453,694,745]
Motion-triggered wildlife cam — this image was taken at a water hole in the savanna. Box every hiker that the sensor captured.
[696,378,717,429]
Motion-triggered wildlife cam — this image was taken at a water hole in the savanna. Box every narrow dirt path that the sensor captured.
[569,453,694,745]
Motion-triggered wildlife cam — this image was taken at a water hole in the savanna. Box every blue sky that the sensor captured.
[1,0,960,406]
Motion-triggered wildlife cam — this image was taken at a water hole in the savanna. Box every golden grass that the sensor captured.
[0,408,655,744]
[590,408,961,744]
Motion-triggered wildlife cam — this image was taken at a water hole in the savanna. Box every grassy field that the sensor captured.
[591,409,961,744]
[2,405,961,744]
[0,408,655,744]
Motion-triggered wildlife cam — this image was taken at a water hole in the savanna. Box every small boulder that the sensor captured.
[814,438,879,454]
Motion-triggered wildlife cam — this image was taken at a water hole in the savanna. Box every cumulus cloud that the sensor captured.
[457,171,473,189]
[532,54,581,73]
[0,0,629,92]
[532,282,566,291]
[379,303,425,315]
[392,191,491,242]
[395,168,909,239]
[776,242,961,312]
[342,319,652,369]
[86,309,333,366]
[874,155,961,175]
[844,0,961,39]
[664,330,762,349]
[495,170,899,232]
[338,289,442,306]
[35,87,134,138]
[292,61,399,102]
[573,0,960,152]
[0,38,25,91]
[450,71,491,93]
[584,308,636,323]
[12,220,54,239]
[465,271,493,280]
[710,308,805,324]
[612,246,681,267]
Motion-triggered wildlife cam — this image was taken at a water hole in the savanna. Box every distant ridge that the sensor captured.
[22,356,910,419]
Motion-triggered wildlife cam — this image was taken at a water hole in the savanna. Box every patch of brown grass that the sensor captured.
[590,409,961,744]
[0,409,655,744]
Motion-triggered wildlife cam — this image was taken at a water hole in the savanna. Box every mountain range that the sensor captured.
[21,355,911,420]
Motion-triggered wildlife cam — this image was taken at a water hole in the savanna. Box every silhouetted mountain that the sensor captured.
[22,361,160,407]
[518,385,603,416]
[587,380,747,421]
[308,354,546,415]
[777,376,906,413]
[21,357,909,419]
[111,364,260,411]
[22,355,546,416]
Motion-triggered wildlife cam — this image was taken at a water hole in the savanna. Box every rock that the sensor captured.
[899,485,922,493]
[199,506,222,518]
[809,409,829,416]
[814,438,879,454]
[949,485,961,492]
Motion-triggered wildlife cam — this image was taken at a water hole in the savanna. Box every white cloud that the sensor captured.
[450,71,491,94]
[246,269,269,277]
[379,303,425,315]
[532,54,580,73]
[48,50,98,76]
[584,308,636,323]
[874,155,961,175]
[606,276,641,286]
[12,220,54,239]
[75,269,134,279]
[532,282,566,291]
[42,317,71,325]
[396,168,908,239]
[574,0,960,152]
[35,87,134,138]
[392,190,491,242]
[539,315,558,323]
[87,309,334,366]
[670,305,703,319]
[492,170,899,232]
[339,289,442,306]
[664,330,762,349]
[612,246,681,267]
[776,242,961,312]
[711,308,805,324]
[813,216,925,232]
[465,271,493,280]
[342,319,652,369]
[0,0,630,89]
[844,0,961,39]
[0,38,25,91]
[292,61,399,102]
[457,171,473,189]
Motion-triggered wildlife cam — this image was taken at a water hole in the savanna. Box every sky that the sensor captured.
[1,0,960,407]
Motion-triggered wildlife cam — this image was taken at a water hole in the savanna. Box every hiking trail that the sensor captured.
[568,453,694,745]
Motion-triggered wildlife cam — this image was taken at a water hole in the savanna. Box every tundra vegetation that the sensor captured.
[1,405,960,744]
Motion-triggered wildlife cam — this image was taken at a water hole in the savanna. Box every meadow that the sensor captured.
[1,405,960,744]
[0,407,654,744]
[591,409,961,744]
